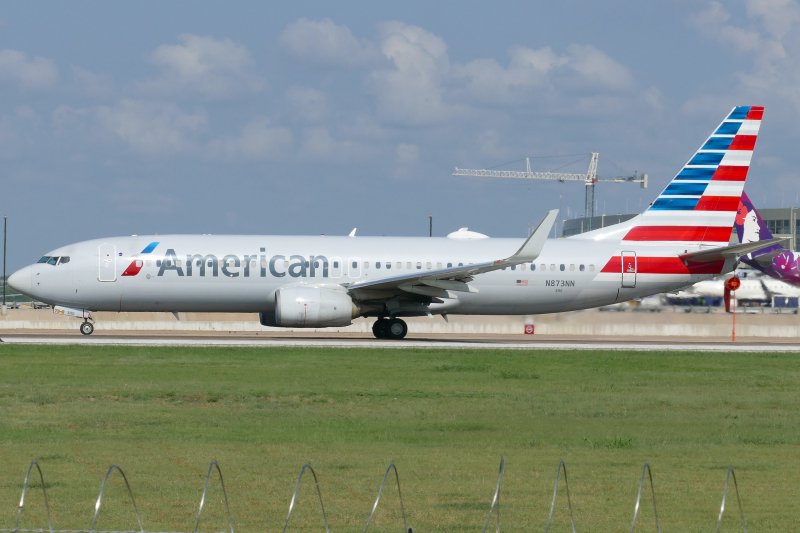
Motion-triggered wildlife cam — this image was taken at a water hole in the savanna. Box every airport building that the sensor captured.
[560,207,800,251]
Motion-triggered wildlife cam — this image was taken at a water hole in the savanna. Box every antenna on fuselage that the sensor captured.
[349,228,357,237]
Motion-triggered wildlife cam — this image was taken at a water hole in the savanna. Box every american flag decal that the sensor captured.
[516,279,528,286]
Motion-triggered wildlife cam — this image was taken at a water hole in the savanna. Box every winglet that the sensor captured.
[679,237,789,263]
[508,209,558,262]
[349,228,357,237]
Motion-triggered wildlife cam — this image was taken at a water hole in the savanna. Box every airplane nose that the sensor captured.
[7,265,32,295]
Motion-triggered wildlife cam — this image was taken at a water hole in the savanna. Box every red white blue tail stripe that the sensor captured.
[623,106,763,244]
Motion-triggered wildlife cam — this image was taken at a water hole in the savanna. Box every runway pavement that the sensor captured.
[2,330,800,351]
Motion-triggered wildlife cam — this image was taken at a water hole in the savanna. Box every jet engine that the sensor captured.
[274,286,360,327]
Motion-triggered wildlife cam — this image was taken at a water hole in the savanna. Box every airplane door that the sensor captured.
[621,251,636,288]
[98,244,117,282]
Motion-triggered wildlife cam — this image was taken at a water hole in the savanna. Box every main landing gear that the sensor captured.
[79,319,94,336]
[372,318,408,340]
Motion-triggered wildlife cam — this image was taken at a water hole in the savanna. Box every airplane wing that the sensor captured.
[345,209,558,299]
[679,238,789,264]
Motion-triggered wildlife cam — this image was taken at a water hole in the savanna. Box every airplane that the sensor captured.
[8,106,778,339]
[733,190,800,284]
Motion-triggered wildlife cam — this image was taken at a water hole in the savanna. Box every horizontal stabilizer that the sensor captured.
[679,238,788,263]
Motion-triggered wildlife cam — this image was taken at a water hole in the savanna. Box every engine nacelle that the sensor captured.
[275,286,359,327]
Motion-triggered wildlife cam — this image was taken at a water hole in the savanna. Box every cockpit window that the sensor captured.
[47,257,58,265]
[38,256,50,263]
[58,256,70,265]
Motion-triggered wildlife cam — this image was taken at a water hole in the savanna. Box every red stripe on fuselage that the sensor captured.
[623,226,732,242]
[728,135,757,151]
[601,256,725,275]
[694,196,741,211]
[712,166,748,181]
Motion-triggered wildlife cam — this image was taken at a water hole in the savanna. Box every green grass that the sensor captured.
[0,346,798,532]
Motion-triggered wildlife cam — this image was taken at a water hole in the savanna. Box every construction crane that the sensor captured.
[453,152,647,228]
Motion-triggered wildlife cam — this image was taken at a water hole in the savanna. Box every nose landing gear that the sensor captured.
[372,318,408,340]
[79,320,94,336]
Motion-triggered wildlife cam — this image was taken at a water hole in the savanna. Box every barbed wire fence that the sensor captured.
[2,458,748,533]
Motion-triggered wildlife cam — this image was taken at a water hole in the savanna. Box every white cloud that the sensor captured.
[566,44,634,90]
[643,86,664,109]
[0,49,58,90]
[280,18,379,67]
[209,118,293,160]
[285,86,328,121]
[71,66,114,98]
[687,0,800,114]
[454,43,633,105]
[395,143,419,163]
[299,127,375,160]
[370,21,459,125]
[137,34,265,99]
[97,99,207,155]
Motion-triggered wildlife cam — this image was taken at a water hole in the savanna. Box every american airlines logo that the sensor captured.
[122,243,334,279]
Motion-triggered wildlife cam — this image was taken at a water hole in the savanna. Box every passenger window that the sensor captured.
[157,260,162,267]
[580,264,585,271]
[251,260,256,269]
[376,262,381,269]
[396,262,401,269]
[541,264,546,271]
[333,261,339,268]
[386,262,391,269]
[147,260,152,267]
[559,264,565,271]
[324,261,328,268]
[283,260,289,268]
[228,259,235,267]
[314,261,319,268]
[406,262,412,269]
[58,256,70,265]
[589,264,595,271]
[458,262,463,266]
[447,262,452,268]
[531,264,536,271]
[416,262,422,269]
[209,260,214,267]
[364,261,370,269]
[304,261,309,268]
[520,264,526,271]
[437,262,442,269]
[176,260,182,267]
[550,264,555,271]
[166,260,172,267]
[569,264,575,271]
[511,265,516,270]
[38,256,50,263]
[135,260,143,267]
[47,257,58,265]
[352,261,357,269]
[197,260,202,267]
[260,260,267,268]
[426,262,432,269]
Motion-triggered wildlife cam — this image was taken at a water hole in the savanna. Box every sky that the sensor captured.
[2,0,800,270]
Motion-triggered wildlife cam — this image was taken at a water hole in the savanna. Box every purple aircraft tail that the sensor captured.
[734,192,800,282]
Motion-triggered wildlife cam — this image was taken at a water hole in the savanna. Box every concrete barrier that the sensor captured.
[0,308,798,337]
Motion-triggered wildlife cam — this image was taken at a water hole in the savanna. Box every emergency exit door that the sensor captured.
[98,244,117,281]
[621,251,636,288]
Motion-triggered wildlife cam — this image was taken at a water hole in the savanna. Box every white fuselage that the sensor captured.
[10,222,736,317]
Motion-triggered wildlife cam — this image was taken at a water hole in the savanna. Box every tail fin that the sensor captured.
[624,106,763,245]
[735,191,798,277]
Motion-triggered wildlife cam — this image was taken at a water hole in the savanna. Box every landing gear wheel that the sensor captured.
[80,321,94,336]
[372,319,389,339]
[385,318,408,340]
